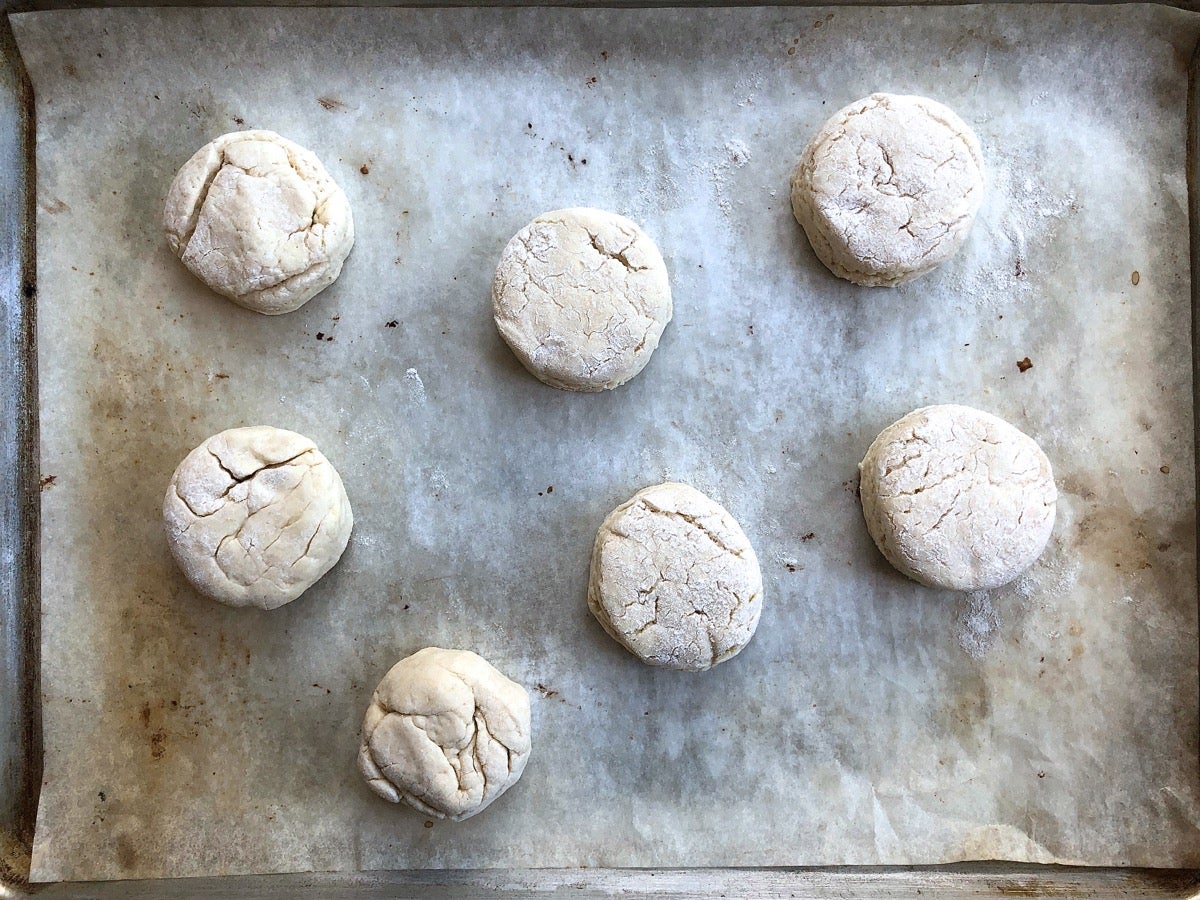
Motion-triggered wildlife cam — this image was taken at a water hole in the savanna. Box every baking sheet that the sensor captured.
[13,4,1200,881]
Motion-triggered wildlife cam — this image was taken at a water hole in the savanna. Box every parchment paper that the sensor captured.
[14,4,1200,881]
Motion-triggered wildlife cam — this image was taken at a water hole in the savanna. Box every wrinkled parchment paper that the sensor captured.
[14,4,1200,881]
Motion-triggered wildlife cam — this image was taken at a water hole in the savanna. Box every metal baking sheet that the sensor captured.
[8,1,1200,884]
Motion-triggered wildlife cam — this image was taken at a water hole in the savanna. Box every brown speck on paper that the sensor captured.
[1017,357,1033,373]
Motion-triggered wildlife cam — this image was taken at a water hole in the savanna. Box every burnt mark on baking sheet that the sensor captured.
[317,96,346,112]
[360,164,370,175]
[1017,357,1033,373]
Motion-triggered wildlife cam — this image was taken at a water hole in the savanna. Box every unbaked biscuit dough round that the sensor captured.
[588,482,763,672]
[859,405,1056,591]
[790,93,985,287]
[163,426,353,609]
[492,208,673,392]
[163,130,355,314]
[358,647,532,820]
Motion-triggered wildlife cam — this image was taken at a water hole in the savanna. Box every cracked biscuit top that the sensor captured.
[859,405,1056,592]
[492,207,672,392]
[790,93,985,287]
[162,426,354,609]
[588,482,763,672]
[163,130,355,314]
[358,647,532,820]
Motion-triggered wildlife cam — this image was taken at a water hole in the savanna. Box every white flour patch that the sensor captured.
[734,73,762,107]
[955,591,1001,659]
[777,554,802,572]
[428,466,450,498]
[631,141,683,221]
[696,139,752,217]
[404,367,427,405]
[947,142,1081,315]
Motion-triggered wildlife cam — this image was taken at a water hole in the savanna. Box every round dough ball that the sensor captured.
[588,482,763,672]
[163,426,353,609]
[492,208,672,392]
[859,405,1056,591]
[790,93,985,287]
[357,647,532,820]
[163,130,355,314]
